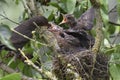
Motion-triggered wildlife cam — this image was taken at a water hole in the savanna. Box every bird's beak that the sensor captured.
[59,16,67,25]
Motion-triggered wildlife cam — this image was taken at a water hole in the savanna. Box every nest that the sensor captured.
[40,22,109,80]
[52,50,109,80]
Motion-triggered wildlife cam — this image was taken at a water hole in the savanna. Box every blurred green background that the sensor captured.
[0,0,120,80]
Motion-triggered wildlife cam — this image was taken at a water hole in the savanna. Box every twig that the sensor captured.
[18,49,57,80]
[92,8,103,53]
[89,0,104,80]
[109,21,120,26]
[11,29,48,47]
[90,0,103,54]
[22,0,32,18]
[26,0,42,16]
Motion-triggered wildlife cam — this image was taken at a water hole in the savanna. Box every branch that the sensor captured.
[90,0,103,54]
[89,0,104,79]
[19,49,57,80]
[26,0,41,16]
[22,0,32,18]
[109,21,120,26]
[11,29,48,47]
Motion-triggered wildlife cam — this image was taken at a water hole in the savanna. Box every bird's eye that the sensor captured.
[67,16,71,19]
[59,32,65,38]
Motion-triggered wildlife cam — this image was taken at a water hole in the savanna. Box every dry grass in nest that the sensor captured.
[52,50,109,80]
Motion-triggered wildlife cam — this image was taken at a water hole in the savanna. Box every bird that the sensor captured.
[11,16,50,49]
[48,22,94,54]
[0,16,50,51]
[59,7,95,31]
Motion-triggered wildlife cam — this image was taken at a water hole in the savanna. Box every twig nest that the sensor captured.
[52,50,109,80]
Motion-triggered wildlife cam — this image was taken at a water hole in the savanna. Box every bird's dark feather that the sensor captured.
[10,16,49,49]
[77,7,95,30]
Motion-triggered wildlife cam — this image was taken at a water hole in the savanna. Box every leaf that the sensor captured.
[0,73,21,80]
[48,11,54,21]
[23,65,32,77]
[0,0,6,3]
[42,61,52,70]
[110,64,120,80]
[109,53,120,80]
[49,2,61,10]
[117,0,120,18]
[0,24,16,50]
[15,0,19,5]
[66,0,76,14]
[74,4,82,18]
[59,0,76,14]
[107,25,115,34]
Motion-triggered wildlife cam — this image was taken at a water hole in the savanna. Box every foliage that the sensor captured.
[0,0,120,80]
[0,73,21,80]
[0,24,15,50]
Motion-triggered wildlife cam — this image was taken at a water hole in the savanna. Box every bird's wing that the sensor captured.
[77,7,95,30]
[65,30,95,48]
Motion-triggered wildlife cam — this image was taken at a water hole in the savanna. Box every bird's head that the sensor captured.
[59,14,76,25]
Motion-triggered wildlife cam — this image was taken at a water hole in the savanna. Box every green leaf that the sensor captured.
[110,63,120,80]
[109,53,120,80]
[48,11,54,21]
[59,0,76,14]
[23,65,32,77]
[74,4,82,18]
[15,0,19,5]
[107,25,115,34]
[0,24,16,50]
[49,2,61,10]
[66,0,76,13]
[42,61,52,70]
[117,1,120,21]
[0,73,21,80]
[0,0,6,3]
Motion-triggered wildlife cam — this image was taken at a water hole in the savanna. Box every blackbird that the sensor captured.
[11,16,50,49]
[64,30,95,49]
[48,23,94,54]
[0,16,50,50]
[59,7,95,31]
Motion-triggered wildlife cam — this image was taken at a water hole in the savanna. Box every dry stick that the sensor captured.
[18,49,57,80]
[0,60,36,80]
[72,54,90,78]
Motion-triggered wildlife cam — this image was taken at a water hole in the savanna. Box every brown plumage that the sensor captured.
[60,7,95,30]
[49,23,94,54]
